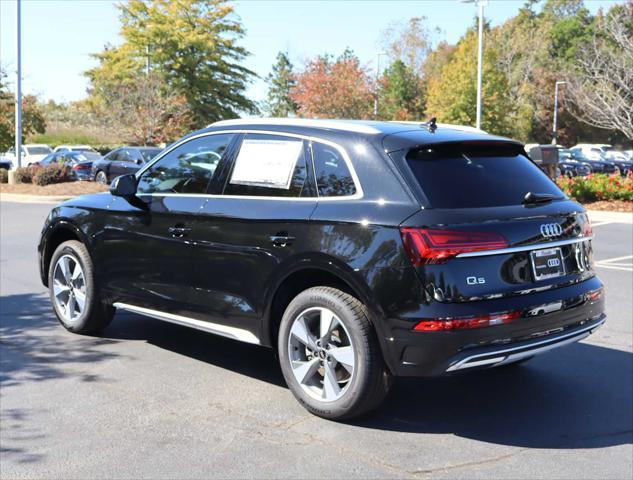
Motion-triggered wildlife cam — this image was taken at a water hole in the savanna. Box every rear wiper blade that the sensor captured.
[522,192,563,205]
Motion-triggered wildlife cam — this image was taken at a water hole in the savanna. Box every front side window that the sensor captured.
[224,134,308,197]
[312,141,356,197]
[137,134,234,195]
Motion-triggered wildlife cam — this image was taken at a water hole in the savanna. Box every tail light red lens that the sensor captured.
[400,228,508,265]
[413,311,521,331]
[586,287,604,302]
[582,218,593,237]
[73,164,89,170]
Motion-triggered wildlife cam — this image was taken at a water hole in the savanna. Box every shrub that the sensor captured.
[13,166,35,184]
[32,164,71,186]
[0,168,7,184]
[557,172,633,202]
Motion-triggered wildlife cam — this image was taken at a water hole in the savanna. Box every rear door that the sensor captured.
[393,142,594,303]
[187,132,317,338]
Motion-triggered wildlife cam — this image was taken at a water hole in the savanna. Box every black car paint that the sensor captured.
[38,122,604,376]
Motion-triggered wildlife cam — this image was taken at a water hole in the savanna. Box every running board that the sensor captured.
[113,302,260,345]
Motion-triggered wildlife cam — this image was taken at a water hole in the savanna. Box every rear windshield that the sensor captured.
[400,143,564,208]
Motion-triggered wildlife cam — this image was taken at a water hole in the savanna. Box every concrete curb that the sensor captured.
[0,193,72,204]
[587,210,633,225]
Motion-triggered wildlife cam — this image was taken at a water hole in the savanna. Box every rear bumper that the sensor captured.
[445,314,605,372]
[382,276,605,377]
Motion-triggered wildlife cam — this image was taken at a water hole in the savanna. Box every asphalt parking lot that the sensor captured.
[1,200,631,479]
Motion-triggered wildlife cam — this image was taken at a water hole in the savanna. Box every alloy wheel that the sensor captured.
[96,171,107,184]
[52,254,87,323]
[287,307,355,402]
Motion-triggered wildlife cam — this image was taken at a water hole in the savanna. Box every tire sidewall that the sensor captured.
[278,288,371,418]
[48,242,95,333]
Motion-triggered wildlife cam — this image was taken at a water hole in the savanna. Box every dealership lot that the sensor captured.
[1,201,631,479]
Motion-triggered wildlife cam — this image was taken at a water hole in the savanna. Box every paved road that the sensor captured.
[1,201,631,479]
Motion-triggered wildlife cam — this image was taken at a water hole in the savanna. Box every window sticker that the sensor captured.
[230,139,303,189]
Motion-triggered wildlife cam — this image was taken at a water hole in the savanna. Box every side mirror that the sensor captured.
[110,174,138,197]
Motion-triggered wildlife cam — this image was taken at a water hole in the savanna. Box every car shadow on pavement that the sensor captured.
[355,342,633,450]
[102,311,286,388]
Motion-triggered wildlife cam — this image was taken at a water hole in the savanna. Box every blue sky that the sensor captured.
[0,0,622,104]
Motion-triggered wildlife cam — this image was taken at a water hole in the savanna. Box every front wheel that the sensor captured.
[48,240,114,334]
[278,286,392,420]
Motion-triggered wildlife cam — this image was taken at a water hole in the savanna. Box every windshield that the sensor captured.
[140,148,162,162]
[399,143,564,208]
[26,146,52,155]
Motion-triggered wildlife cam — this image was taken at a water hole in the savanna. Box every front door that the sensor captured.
[98,133,237,313]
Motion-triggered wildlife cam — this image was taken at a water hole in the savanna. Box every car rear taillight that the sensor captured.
[413,311,521,331]
[582,218,593,237]
[586,287,604,302]
[73,164,89,170]
[399,228,508,265]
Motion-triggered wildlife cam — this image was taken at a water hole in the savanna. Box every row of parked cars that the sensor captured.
[2,141,631,186]
[0,144,163,184]
[555,144,632,178]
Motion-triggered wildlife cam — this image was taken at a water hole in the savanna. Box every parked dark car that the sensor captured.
[0,155,12,171]
[91,147,163,184]
[38,119,605,420]
[35,151,103,181]
[569,149,619,174]
[557,150,591,178]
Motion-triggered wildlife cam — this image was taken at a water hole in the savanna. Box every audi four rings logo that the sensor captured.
[540,223,563,238]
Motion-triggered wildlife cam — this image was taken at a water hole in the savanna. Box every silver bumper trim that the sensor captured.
[446,317,605,372]
[456,236,593,258]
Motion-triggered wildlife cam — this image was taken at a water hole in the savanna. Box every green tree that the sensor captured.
[378,60,425,120]
[426,31,515,135]
[86,0,256,128]
[264,52,297,117]
[0,69,46,152]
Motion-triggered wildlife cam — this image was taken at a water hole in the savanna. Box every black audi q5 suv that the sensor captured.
[38,119,605,419]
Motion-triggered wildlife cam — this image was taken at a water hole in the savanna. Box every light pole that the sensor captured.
[373,50,387,119]
[462,0,487,130]
[15,0,22,168]
[552,81,566,145]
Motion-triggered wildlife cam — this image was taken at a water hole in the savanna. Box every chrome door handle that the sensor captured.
[168,226,191,238]
[269,235,295,247]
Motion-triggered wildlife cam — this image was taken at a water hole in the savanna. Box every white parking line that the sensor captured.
[591,221,613,227]
[595,254,633,272]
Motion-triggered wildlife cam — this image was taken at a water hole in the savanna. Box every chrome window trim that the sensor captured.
[135,129,363,201]
[455,236,594,258]
[113,302,260,345]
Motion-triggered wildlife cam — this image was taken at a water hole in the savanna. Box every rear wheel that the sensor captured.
[95,170,108,184]
[48,240,114,334]
[278,286,392,420]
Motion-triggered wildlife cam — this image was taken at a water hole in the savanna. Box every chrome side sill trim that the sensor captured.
[113,302,260,345]
[456,236,593,258]
[446,317,605,372]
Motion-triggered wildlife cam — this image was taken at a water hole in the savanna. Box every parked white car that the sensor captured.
[53,145,97,153]
[3,144,53,166]
[571,143,613,161]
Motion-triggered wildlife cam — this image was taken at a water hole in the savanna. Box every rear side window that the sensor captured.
[402,143,564,208]
[312,142,356,197]
[224,134,308,197]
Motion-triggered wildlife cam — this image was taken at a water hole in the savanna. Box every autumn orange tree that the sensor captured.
[291,49,373,119]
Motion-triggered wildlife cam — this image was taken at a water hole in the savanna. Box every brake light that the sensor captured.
[400,228,508,265]
[413,311,521,331]
[73,164,89,170]
[586,287,603,302]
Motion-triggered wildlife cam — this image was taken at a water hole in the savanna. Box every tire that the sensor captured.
[278,286,392,420]
[48,240,115,334]
[95,170,108,185]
